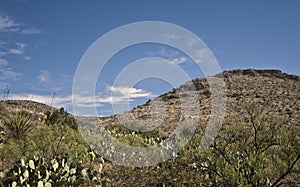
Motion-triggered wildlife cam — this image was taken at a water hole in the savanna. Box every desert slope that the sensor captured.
[99,69,299,135]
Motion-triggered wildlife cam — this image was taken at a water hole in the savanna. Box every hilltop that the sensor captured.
[0,100,56,115]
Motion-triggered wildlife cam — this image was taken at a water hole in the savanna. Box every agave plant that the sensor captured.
[3,111,33,139]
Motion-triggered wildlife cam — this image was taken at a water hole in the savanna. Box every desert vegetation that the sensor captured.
[0,107,106,186]
[0,69,299,186]
[0,102,299,186]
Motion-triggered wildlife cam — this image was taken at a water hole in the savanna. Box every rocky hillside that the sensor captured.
[1,69,298,129]
[99,69,299,135]
[0,100,56,115]
[1,69,299,131]
[0,100,57,124]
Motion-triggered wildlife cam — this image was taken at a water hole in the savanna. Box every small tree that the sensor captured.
[3,111,33,139]
[200,103,300,186]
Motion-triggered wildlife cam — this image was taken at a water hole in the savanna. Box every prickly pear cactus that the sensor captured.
[0,154,105,186]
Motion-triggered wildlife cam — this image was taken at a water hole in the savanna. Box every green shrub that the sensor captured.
[198,103,300,186]
[0,124,90,170]
[3,111,33,139]
[44,107,77,129]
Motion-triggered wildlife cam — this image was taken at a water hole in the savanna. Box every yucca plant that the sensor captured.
[3,111,33,139]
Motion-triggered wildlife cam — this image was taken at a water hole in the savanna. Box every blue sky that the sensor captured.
[0,0,299,116]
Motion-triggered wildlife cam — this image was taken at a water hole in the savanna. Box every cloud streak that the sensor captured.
[0,58,8,66]
[169,56,188,65]
[0,12,40,90]
[160,34,181,40]
[0,14,21,32]
[21,28,42,34]
[107,86,152,99]
[8,42,26,55]
[73,85,153,108]
[148,47,189,65]
[193,49,214,63]
[0,69,23,80]
[0,13,42,34]
[38,70,51,83]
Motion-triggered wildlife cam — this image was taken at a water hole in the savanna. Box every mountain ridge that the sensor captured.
[96,69,299,136]
[1,69,299,130]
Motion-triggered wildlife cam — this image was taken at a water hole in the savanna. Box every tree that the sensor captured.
[200,103,300,186]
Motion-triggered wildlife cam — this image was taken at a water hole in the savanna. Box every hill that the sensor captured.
[1,69,299,128]
[0,100,57,119]
[0,69,299,186]
[99,69,299,132]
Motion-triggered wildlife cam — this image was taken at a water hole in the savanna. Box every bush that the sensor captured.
[3,111,33,139]
[0,124,90,170]
[44,107,77,129]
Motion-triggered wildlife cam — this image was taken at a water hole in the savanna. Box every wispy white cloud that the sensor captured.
[0,13,41,35]
[0,58,8,66]
[169,56,188,65]
[193,49,214,63]
[148,47,189,65]
[24,56,32,60]
[149,47,179,58]
[73,85,153,107]
[21,27,42,34]
[16,42,26,49]
[107,86,152,98]
[0,57,23,90]
[0,40,5,47]
[1,42,32,61]
[0,12,40,93]
[160,34,181,40]
[0,42,28,90]
[0,13,39,59]
[6,93,72,109]
[8,42,26,55]
[0,14,21,32]
[0,69,23,80]
[8,48,23,55]
[38,70,51,83]
[186,38,198,47]
[29,72,73,94]
[100,86,153,104]
[72,94,103,108]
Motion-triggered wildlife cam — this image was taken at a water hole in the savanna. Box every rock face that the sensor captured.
[99,69,300,135]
